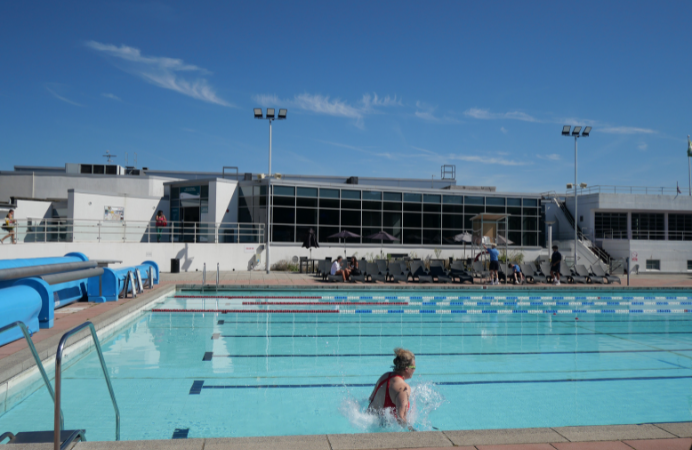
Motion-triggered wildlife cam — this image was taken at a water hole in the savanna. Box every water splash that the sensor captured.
[339,381,445,432]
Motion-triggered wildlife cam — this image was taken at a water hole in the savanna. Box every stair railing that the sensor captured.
[54,322,120,450]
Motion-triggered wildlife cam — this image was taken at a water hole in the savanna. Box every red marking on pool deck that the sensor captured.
[174,295,322,299]
[152,308,340,314]
[241,301,408,306]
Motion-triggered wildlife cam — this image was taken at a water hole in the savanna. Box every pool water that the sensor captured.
[1,288,691,441]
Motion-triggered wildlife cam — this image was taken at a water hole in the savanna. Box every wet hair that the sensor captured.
[392,347,415,371]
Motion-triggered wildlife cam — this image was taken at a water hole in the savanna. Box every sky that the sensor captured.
[1,1,691,193]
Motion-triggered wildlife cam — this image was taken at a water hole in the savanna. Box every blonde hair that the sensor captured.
[392,347,415,371]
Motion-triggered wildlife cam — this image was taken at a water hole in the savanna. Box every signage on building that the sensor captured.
[104,206,124,221]
[244,246,255,253]
[631,252,638,262]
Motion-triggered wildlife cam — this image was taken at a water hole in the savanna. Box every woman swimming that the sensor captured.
[368,348,416,429]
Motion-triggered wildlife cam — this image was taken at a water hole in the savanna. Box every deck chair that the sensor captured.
[565,262,587,284]
[557,262,575,283]
[389,261,410,283]
[376,260,391,282]
[519,263,538,284]
[449,261,474,284]
[366,262,387,283]
[410,261,433,283]
[429,261,452,283]
[323,259,346,282]
[472,260,490,283]
[539,262,555,284]
[349,261,369,283]
[576,265,600,284]
[591,264,621,284]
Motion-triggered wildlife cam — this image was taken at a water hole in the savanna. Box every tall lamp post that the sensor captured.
[255,107,287,274]
[561,125,591,268]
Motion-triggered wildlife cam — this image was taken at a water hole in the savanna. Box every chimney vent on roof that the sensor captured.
[346,176,359,185]
[244,172,253,181]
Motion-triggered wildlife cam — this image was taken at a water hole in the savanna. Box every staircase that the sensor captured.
[550,198,610,269]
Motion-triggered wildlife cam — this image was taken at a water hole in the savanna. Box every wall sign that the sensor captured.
[104,206,125,221]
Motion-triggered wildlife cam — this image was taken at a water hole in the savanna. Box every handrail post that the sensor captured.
[216,262,219,291]
[203,262,206,287]
[54,322,120,450]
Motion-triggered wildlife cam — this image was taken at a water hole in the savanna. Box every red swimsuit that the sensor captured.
[369,373,409,418]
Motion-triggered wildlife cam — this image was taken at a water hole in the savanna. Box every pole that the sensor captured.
[574,136,578,269]
[266,119,272,274]
[688,155,691,196]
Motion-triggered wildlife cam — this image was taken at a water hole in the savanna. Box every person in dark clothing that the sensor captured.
[349,256,361,276]
[550,245,562,285]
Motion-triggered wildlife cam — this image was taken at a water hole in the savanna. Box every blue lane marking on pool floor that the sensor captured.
[202,352,213,361]
[172,428,189,439]
[218,331,692,338]
[194,375,692,391]
[217,320,224,325]
[203,348,692,359]
[189,380,204,394]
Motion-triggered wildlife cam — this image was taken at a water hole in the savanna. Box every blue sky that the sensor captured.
[1,1,690,193]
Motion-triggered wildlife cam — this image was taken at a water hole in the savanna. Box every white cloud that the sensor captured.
[464,108,540,123]
[102,93,121,101]
[85,41,231,106]
[45,85,84,107]
[317,139,398,160]
[600,126,657,135]
[451,155,528,166]
[414,101,461,123]
[501,127,508,134]
[637,142,648,151]
[361,93,402,109]
[537,153,561,161]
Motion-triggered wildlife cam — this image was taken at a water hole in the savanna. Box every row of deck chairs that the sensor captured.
[315,259,475,284]
[519,261,621,284]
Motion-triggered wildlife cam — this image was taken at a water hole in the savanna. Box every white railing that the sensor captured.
[11,218,264,244]
[568,185,679,196]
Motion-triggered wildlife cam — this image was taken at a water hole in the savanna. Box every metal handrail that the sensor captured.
[0,321,64,429]
[567,185,679,196]
[54,322,119,450]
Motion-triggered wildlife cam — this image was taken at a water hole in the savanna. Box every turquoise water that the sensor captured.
[1,288,691,441]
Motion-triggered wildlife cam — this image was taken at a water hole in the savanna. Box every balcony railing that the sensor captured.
[9,218,264,244]
[568,185,680,196]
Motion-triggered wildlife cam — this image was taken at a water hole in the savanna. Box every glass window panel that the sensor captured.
[362,201,382,211]
[507,198,521,206]
[465,196,484,205]
[507,207,522,215]
[171,207,180,222]
[442,204,464,213]
[423,229,441,245]
[362,211,381,227]
[442,230,464,245]
[404,202,421,212]
[274,186,295,196]
[320,188,339,198]
[595,212,628,239]
[443,195,463,204]
[272,207,295,224]
[171,187,180,200]
[509,231,521,246]
[296,208,317,225]
[443,214,465,229]
[669,214,692,241]
[260,185,267,196]
[383,212,402,228]
[319,226,340,243]
[403,229,421,245]
[201,185,209,198]
[319,198,339,209]
[180,186,201,197]
[319,209,339,226]
[273,196,294,207]
[523,207,539,216]
[341,210,361,226]
[362,191,382,201]
[404,193,422,202]
[296,197,318,208]
[522,198,538,207]
[171,200,180,208]
[523,217,538,230]
[341,227,361,243]
[296,226,314,244]
[272,225,294,242]
[238,207,250,223]
[383,192,402,202]
[486,197,505,206]
[297,187,318,197]
[522,232,538,246]
[465,205,484,215]
[486,206,505,213]
[632,213,664,240]
[341,190,360,199]
[403,212,422,228]
[382,227,402,242]
[509,216,522,230]
[383,202,402,211]
[423,203,440,212]
[424,194,441,203]
[341,199,361,210]
[259,194,267,207]
[362,228,381,241]
[464,215,473,229]
[423,213,441,228]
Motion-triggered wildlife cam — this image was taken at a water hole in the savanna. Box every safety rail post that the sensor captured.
[216,262,219,291]
[0,321,64,430]
[54,322,120,450]
[203,262,206,287]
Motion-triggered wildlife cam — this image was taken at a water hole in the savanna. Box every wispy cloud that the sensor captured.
[600,126,657,135]
[361,93,402,110]
[414,101,461,123]
[501,127,508,134]
[85,41,231,107]
[102,93,121,101]
[537,153,561,161]
[45,85,84,107]
[316,139,398,160]
[410,146,528,166]
[464,108,541,123]
[637,142,648,151]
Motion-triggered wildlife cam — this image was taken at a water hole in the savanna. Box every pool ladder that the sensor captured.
[0,321,120,450]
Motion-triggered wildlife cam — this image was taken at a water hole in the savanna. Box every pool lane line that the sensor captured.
[151,309,691,315]
[241,301,409,305]
[217,331,692,337]
[190,375,692,392]
[203,348,692,358]
[153,309,339,314]
[187,318,692,324]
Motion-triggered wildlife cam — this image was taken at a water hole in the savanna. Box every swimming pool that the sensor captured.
[1,288,691,441]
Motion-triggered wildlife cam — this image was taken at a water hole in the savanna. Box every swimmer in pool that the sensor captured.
[368,348,416,429]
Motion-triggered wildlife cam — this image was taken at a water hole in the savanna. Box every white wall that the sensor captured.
[603,239,692,273]
[0,242,266,272]
[209,179,238,223]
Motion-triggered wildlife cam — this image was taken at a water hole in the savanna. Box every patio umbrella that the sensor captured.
[329,230,360,258]
[301,228,319,259]
[366,231,399,259]
[454,232,472,260]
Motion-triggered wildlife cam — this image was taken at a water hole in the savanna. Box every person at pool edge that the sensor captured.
[550,245,562,285]
[368,348,415,429]
[482,243,500,285]
[330,256,350,281]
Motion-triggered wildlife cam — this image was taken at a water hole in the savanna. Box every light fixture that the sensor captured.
[254,108,263,119]
[582,126,592,137]
[566,183,573,189]
[266,108,275,119]
[579,183,588,188]
[572,126,582,136]
[562,125,571,136]
[278,109,287,119]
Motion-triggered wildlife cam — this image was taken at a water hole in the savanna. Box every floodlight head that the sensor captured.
[562,125,571,136]
[572,126,582,136]
[278,109,287,119]
[566,183,574,189]
[254,108,263,119]
[266,108,275,119]
[582,126,592,137]
[579,183,588,188]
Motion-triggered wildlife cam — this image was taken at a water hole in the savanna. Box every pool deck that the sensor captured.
[2,272,692,450]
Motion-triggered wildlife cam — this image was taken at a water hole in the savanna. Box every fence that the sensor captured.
[567,185,679,196]
[10,218,265,244]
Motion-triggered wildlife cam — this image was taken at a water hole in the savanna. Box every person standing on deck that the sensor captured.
[483,243,500,285]
[550,245,562,285]
[368,348,416,429]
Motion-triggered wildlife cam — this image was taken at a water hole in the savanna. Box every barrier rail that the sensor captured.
[568,185,679,196]
[11,219,264,244]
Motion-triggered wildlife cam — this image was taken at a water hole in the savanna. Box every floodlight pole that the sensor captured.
[574,135,578,268]
[267,118,273,274]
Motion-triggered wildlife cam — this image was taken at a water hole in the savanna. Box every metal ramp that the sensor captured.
[0,321,119,450]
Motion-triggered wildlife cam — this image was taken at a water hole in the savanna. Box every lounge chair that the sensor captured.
[591,264,621,284]
[389,261,410,283]
[472,261,490,284]
[429,261,452,283]
[376,260,391,282]
[519,263,538,284]
[366,262,387,283]
[349,261,369,283]
[320,259,346,282]
[566,262,587,284]
[576,265,601,284]
[559,262,575,284]
[539,262,555,284]
[410,261,433,283]
[449,261,474,284]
